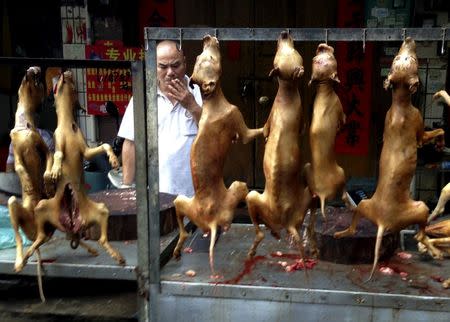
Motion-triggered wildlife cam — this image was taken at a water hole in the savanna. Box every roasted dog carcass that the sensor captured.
[304,43,352,256]
[16,71,125,271]
[172,35,263,274]
[334,37,444,279]
[246,31,311,259]
[8,67,54,272]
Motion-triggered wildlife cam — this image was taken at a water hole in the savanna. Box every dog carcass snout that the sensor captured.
[202,81,216,94]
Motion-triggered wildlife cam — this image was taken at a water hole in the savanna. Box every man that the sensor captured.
[110,40,202,197]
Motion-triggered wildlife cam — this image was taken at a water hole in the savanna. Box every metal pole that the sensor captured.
[144,27,450,42]
[133,60,151,321]
[138,37,160,322]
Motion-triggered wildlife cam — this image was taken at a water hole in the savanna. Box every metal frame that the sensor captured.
[138,27,450,322]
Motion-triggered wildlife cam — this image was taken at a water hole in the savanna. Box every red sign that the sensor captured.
[85,41,144,116]
[138,0,174,44]
[335,0,373,155]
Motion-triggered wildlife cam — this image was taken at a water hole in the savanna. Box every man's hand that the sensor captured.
[167,78,196,109]
[167,78,202,124]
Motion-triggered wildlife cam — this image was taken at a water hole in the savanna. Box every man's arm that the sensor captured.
[166,78,202,124]
[121,139,136,186]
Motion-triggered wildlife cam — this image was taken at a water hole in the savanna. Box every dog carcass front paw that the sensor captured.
[43,171,55,197]
[50,166,62,181]
[427,243,444,260]
[14,259,26,272]
[108,154,120,169]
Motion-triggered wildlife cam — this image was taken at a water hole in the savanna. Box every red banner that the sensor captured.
[335,0,373,155]
[85,41,144,116]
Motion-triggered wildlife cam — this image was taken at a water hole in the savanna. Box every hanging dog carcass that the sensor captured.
[8,67,54,273]
[172,35,263,275]
[16,71,125,271]
[303,43,353,256]
[246,31,311,259]
[334,37,444,280]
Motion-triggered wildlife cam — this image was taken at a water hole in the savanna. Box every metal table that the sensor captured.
[136,27,450,321]
[158,224,450,321]
[0,190,178,281]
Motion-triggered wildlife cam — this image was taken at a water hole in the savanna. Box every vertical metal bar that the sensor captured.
[133,60,150,321]
[146,39,160,322]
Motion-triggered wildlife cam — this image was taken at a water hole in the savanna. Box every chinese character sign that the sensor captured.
[85,42,144,116]
[335,0,373,155]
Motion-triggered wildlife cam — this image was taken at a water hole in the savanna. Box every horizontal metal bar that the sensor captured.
[161,281,450,313]
[145,27,450,42]
[0,57,132,68]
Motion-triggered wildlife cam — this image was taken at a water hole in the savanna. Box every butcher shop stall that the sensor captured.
[1,1,450,322]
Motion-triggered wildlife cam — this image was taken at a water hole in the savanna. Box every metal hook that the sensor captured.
[178,28,183,50]
[402,28,406,42]
[441,27,447,55]
[325,28,328,44]
[362,28,367,53]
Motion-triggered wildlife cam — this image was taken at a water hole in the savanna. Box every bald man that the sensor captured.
[112,40,202,196]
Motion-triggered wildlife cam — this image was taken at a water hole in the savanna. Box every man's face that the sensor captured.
[157,42,186,93]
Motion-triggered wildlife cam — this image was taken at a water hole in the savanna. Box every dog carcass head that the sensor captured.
[309,43,340,86]
[269,31,304,81]
[54,70,78,107]
[18,66,44,110]
[383,37,419,93]
[190,35,221,99]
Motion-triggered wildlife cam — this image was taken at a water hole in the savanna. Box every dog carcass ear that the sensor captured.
[292,66,304,80]
[75,101,86,112]
[331,72,340,84]
[408,77,419,94]
[383,76,391,91]
[268,67,279,78]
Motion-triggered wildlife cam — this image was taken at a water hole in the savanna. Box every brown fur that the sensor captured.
[334,38,444,280]
[172,35,263,274]
[246,31,311,259]
[15,71,125,271]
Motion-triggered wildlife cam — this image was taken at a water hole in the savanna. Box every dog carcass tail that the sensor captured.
[36,249,46,302]
[209,224,217,276]
[366,225,385,282]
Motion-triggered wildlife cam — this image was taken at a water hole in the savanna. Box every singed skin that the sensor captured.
[172,35,263,274]
[303,44,352,256]
[334,37,444,280]
[15,71,124,271]
[8,67,54,272]
[246,31,311,259]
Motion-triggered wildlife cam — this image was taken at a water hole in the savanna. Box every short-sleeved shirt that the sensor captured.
[118,75,202,197]
[7,128,55,166]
